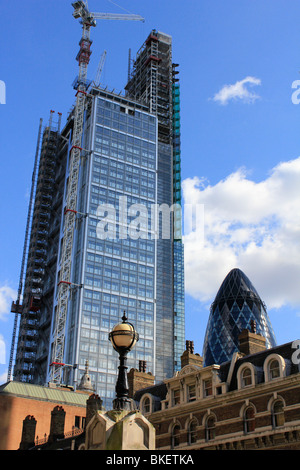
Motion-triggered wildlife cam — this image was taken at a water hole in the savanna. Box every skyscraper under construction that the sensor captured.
[10,26,185,408]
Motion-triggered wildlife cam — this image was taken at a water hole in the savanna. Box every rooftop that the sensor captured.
[0,381,89,407]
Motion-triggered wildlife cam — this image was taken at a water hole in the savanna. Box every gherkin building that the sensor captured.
[202,268,277,366]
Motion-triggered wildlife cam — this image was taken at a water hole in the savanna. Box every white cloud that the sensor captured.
[182,157,300,310]
[213,76,261,105]
[0,285,17,321]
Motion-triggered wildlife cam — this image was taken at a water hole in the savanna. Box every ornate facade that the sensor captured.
[133,334,300,450]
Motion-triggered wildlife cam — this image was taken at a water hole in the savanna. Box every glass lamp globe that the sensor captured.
[109,312,139,352]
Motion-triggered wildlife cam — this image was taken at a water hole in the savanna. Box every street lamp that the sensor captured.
[108,311,139,411]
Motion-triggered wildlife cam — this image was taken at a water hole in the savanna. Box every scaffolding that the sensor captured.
[11,112,62,383]
[125,30,174,145]
[125,29,185,375]
[8,118,43,382]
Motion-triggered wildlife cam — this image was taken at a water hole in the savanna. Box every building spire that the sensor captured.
[77,360,94,392]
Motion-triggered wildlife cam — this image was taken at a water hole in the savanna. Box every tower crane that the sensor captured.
[93,50,107,88]
[50,1,144,384]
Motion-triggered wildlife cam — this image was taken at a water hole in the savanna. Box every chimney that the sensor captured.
[180,340,203,369]
[238,322,266,356]
[128,360,155,398]
[19,415,37,450]
[86,393,104,427]
[48,405,66,443]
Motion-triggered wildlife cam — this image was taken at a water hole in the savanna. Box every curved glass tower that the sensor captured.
[203,268,276,366]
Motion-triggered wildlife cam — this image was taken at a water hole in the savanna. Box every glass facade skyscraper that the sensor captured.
[55,90,159,407]
[125,30,185,375]
[12,30,185,409]
[172,82,185,372]
[202,268,277,367]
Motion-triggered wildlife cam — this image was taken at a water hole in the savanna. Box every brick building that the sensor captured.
[2,331,300,451]
[0,363,94,450]
[132,332,300,450]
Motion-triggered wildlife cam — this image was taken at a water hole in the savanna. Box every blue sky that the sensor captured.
[1,0,300,381]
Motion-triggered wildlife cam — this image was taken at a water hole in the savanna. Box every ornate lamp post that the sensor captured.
[108,311,139,411]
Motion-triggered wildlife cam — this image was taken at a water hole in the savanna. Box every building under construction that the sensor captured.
[125,30,185,380]
[9,10,185,408]
[11,112,68,383]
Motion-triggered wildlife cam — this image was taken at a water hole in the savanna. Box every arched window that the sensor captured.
[241,367,252,387]
[187,419,197,445]
[264,354,288,383]
[244,406,255,433]
[205,415,216,441]
[269,359,280,380]
[141,396,151,414]
[237,363,257,389]
[171,424,180,448]
[272,400,284,428]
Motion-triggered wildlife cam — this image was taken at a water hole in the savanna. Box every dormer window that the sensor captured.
[237,363,256,389]
[263,354,288,382]
[187,384,196,402]
[142,396,151,414]
[172,388,180,405]
[203,379,212,397]
[241,368,252,387]
[269,359,280,379]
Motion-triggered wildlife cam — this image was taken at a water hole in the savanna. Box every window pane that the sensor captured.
[173,389,180,405]
[273,401,284,427]
[269,359,280,379]
[245,407,255,433]
[188,420,197,444]
[172,425,180,448]
[203,379,212,397]
[142,397,151,414]
[242,368,252,387]
[188,384,196,402]
[206,416,216,441]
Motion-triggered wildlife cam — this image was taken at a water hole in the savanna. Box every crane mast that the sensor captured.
[50,19,93,384]
[94,50,107,88]
[50,1,144,384]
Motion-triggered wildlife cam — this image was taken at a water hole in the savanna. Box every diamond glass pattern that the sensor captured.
[202,269,277,366]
